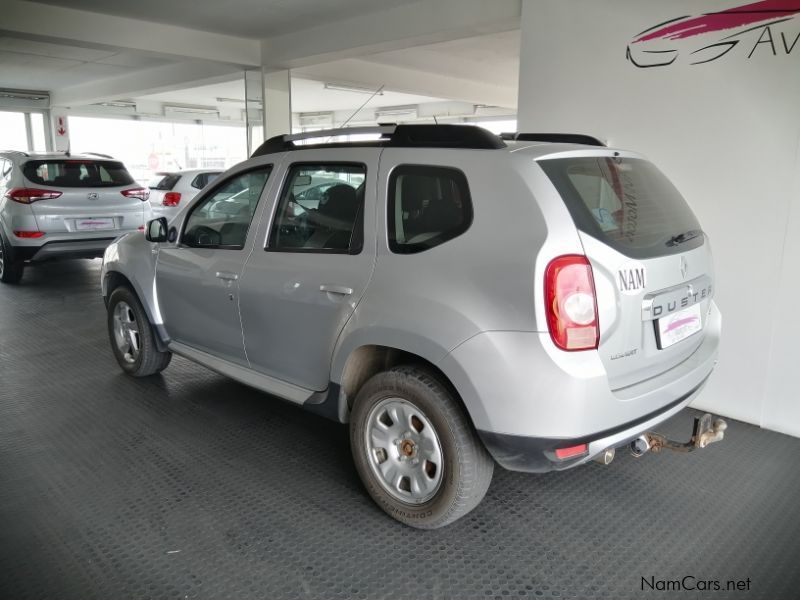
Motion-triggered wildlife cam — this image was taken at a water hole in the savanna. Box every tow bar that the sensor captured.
[630,413,727,458]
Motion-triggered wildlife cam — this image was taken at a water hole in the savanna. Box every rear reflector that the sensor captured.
[121,187,149,201]
[5,187,62,204]
[544,255,599,351]
[163,192,182,207]
[554,443,588,460]
[13,230,45,238]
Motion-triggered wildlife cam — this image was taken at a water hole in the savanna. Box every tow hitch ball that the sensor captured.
[630,413,727,458]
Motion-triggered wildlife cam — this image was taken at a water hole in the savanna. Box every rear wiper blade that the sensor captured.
[666,229,702,247]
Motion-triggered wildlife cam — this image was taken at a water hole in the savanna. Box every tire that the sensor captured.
[107,286,172,377]
[0,232,24,284]
[350,365,494,529]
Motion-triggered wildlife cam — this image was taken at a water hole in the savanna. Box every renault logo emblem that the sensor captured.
[680,256,688,279]
[87,192,98,200]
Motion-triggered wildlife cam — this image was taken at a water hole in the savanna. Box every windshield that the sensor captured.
[539,156,703,258]
[23,159,135,188]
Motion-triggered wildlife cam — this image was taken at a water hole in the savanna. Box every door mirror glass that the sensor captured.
[145,217,168,242]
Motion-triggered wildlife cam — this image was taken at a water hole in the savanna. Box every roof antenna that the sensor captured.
[327,84,385,142]
[433,115,439,125]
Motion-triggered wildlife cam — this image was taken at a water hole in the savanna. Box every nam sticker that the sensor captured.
[618,262,646,295]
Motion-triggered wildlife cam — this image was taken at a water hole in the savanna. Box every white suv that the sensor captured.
[0,151,150,283]
[147,169,222,221]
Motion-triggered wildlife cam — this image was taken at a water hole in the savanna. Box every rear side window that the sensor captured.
[539,157,703,259]
[23,160,135,188]
[388,165,472,254]
[191,172,220,189]
[148,173,180,190]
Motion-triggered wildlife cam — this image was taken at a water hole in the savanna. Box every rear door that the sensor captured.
[22,159,147,234]
[238,150,377,391]
[538,153,714,390]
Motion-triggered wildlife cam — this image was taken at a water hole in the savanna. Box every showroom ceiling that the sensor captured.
[21,0,423,38]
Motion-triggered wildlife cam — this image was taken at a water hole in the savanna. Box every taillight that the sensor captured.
[162,192,182,207]
[5,187,62,204]
[121,187,149,201]
[554,443,588,460]
[13,230,45,238]
[544,255,599,351]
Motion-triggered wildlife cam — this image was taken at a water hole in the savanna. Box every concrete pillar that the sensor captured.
[262,69,292,139]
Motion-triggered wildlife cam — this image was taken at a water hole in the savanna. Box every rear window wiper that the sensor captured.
[666,229,702,247]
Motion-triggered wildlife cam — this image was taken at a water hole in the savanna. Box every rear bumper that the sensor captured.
[439,301,721,472]
[478,376,708,472]
[13,237,120,261]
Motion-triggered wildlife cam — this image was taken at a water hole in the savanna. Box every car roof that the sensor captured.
[153,168,223,176]
[1,151,119,161]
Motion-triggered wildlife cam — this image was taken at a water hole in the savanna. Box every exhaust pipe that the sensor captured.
[593,447,616,465]
[630,435,650,458]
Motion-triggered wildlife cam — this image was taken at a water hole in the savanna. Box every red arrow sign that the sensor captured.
[57,126,66,136]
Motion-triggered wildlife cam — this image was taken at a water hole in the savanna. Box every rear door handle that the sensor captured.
[319,284,353,295]
[215,271,239,281]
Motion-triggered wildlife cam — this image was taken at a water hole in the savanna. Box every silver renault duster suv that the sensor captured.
[101,125,723,528]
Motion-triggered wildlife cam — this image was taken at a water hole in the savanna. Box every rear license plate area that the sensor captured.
[655,304,703,349]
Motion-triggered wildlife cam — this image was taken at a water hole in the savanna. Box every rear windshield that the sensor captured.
[148,173,181,190]
[23,160,134,188]
[539,156,703,259]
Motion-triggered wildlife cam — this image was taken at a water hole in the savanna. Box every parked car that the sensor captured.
[0,151,150,283]
[101,125,723,528]
[148,169,222,221]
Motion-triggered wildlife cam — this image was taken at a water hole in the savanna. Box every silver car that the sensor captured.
[101,125,724,528]
[148,169,222,222]
[0,151,150,283]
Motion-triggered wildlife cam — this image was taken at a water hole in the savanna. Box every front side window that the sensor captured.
[388,165,472,254]
[182,166,272,250]
[269,164,366,253]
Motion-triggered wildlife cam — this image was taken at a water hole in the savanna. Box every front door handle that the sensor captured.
[215,271,239,281]
[319,284,353,296]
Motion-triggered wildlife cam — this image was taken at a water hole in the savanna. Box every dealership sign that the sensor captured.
[627,0,800,68]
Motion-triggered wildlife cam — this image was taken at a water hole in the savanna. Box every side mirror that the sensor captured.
[145,217,168,243]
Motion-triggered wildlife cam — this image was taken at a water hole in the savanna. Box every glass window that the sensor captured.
[182,167,272,250]
[0,112,28,151]
[269,164,366,253]
[538,157,703,258]
[22,160,135,187]
[30,113,47,152]
[388,165,472,254]
[148,173,180,190]
[191,172,221,189]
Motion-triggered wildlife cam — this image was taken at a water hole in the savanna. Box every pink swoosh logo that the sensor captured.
[664,316,699,334]
[633,0,800,43]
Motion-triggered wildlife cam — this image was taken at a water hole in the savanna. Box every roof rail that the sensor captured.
[500,133,606,147]
[0,149,29,157]
[251,124,506,157]
[83,152,114,159]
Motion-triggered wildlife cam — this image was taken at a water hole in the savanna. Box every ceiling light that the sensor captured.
[94,101,136,108]
[164,105,219,115]
[374,105,417,118]
[0,89,49,101]
[324,83,384,95]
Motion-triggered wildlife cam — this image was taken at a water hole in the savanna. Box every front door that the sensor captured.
[239,150,378,391]
[156,165,274,365]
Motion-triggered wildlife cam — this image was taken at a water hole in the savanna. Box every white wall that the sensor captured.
[518,0,800,436]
